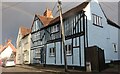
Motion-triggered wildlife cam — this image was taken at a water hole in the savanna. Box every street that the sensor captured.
[1,66,119,74]
[2,66,37,72]
[1,66,53,74]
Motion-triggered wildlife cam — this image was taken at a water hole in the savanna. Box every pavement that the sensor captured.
[15,64,119,74]
[16,65,81,73]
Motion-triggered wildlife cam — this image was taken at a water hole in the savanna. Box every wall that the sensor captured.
[22,34,31,64]
[30,16,45,64]
[0,46,12,59]
[84,0,119,63]
[46,37,85,66]
[118,29,120,60]
[16,29,23,64]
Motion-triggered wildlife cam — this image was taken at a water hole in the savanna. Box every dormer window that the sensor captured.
[92,14,103,28]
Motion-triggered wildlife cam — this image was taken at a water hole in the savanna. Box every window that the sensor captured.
[49,47,55,56]
[51,25,59,33]
[64,18,72,36]
[51,34,55,40]
[73,37,79,47]
[92,14,102,27]
[35,49,40,58]
[19,41,21,47]
[112,43,117,53]
[65,44,72,55]
[24,38,28,45]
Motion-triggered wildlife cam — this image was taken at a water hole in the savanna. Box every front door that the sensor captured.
[40,47,44,64]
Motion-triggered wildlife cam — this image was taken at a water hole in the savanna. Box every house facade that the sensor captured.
[30,9,53,64]
[30,0,120,67]
[22,33,31,64]
[0,39,16,65]
[16,27,31,65]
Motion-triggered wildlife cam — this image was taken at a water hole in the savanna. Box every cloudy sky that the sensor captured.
[1,0,119,46]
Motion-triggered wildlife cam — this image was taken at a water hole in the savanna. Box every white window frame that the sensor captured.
[51,25,59,33]
[92,14,102,27]
[112,43,117,53]
[66,44,72,56]
[49,47,55,56]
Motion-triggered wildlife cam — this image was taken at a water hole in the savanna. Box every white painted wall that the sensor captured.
[0,46,13,59]
[16,28,23,64]
[22,34,31,64]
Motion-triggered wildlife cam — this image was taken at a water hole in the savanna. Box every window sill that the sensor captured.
[51,31,59,34]
[93,23,103,28]
[49,55,55,57]
[66,54,72,56]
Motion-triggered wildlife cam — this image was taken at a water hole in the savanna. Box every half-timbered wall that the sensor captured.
[46,11,87,66]
[31,16,46,64]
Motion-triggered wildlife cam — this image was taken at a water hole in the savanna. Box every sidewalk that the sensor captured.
[16,64,119,74]
[16,65,82,73]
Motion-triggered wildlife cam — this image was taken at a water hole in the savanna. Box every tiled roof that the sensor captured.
[34,0,119,30]
[40,1,89,29]
[36,15,53,27]
[20,27,31,37]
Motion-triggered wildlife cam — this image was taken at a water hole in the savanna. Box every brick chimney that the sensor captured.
[6,39,11,44]
[43,8,53,18]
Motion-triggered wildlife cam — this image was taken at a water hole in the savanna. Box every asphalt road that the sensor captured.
[1,66,52,74]
[1,66,119,74]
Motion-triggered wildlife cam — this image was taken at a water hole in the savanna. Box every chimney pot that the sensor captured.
[43,8,53,18]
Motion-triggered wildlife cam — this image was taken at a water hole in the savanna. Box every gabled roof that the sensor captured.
[49,2,89,26]
[99,3,119,28]
[36,15,53,27]
[107,18,120,29]
[0,39,16,53]
[40,1,89,29]
[32,0,119,30]
[20,26,31,37]
[31,1,89,31]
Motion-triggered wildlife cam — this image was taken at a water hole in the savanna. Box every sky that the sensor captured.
[1,0,119,46]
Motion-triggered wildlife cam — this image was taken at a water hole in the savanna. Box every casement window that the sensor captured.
[49,47,55,56]
[35,49,40,58]
[64,18,72,36]
[73,37,79,47]
[24,38,28,45]
[112,43,117,53]
[65,44,72,55]
[51,25,59,33]
[19,41,21,47]
[92,14,102,27]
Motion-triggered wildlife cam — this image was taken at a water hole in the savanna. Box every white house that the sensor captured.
[22,32,31,64]
[16,27,31,65]
[0,39,16,65]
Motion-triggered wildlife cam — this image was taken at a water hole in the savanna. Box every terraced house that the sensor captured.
[16,27,31,65]
[30,0,120,69]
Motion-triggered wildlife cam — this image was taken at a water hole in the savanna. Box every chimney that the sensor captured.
[7,39,11,44]
[43,8,53,18]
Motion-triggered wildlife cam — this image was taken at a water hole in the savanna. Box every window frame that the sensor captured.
[112,43,117,53]
[49,47,55,57]
[65,44,72,56]
[92,14,103,28]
